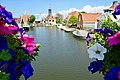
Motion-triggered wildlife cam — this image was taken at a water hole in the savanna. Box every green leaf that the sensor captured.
[0,71,9,80]
[0,50,11,60]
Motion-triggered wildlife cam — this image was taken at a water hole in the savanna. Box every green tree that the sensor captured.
[68,16,78,24]
[55,13,63,24]
[56,17,61,24]
[28,15,36,24]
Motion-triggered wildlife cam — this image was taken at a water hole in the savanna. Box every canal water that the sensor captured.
[21,26,103,80]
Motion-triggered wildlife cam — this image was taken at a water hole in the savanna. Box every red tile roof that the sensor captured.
[46,15,55,20]
[80,13,102,22]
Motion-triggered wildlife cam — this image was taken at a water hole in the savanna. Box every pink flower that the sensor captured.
[0,19,6,26]
[19,35,36,55]
[118,71,120,80]
[0,26,12,35]
[4,27,12,35]
[108,33,120,46]
[8,26,18,31]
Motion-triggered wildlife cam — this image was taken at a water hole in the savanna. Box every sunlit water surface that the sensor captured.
[20,26,103,80]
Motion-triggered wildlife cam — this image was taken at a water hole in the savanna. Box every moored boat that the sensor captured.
[64,28,75,32]
[72,29,88,39]
[56,24,62,29]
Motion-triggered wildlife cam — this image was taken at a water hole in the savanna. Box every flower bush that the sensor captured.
[0,5,40,80]
[86,3,120,80]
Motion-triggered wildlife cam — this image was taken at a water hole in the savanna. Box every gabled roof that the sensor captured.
[69,11,79,18]
[20,14,31,23]
[67,11,79,21]
[81,13,102,22]
[46,15,55,20]
[14,18,21,23]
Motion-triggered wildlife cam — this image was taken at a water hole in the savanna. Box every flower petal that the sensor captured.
[97,54,104,60]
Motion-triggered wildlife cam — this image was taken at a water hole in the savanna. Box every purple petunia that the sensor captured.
[112,3,120,19]
[20,60,34,80]
[86,33,91,46]
[0,35,8,51]
[0,60,17,80]
[103,28,113,38]
[88,60,102,74]
[0,5,18,27]
[0,4,39,80]
[104,66,120,80]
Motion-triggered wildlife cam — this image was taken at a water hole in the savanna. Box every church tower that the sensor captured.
[48,9,52,16]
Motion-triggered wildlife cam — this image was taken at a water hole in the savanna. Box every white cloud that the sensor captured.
[34,13,47,20]
[80,5,110,13]
[57,8,80,18]
[35,5,110,19]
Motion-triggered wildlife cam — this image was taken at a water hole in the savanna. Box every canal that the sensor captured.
[21,26,103,80]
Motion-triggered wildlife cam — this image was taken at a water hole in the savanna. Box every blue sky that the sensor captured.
[0,0,118,17]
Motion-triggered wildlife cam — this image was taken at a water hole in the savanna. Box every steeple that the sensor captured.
[48,9,52,16]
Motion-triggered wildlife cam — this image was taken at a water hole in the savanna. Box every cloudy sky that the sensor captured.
[0,0,116,18]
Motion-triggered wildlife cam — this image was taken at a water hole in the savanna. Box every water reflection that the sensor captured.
[21,27,103,80]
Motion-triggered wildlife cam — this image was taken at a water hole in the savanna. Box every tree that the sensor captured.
[55,13,63,24]
[68,16,78,24]
[56,17,61,24]
[28,15,36,24]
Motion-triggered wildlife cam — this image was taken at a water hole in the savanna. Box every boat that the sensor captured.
[61,26,66,30]
[56,24,62,29]
[72,29,88,39]
[64,28,75,32]
[23,25,30,30]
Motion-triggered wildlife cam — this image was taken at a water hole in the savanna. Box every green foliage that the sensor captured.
[0,50,11,60]
[15,49,28,60]
[56,17,61,24]
[28,15,36,24]
[0,71,9,80]
[68,16,78,24]
[5,35,21,51]
[88,17,120,75]
[5,34,40,62]
[101,16,119,31]
[100,43,120,75]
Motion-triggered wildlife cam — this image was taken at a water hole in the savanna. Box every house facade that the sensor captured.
[78,13,102,30]
[14,14,31,26]
[45,15,56,26]
[14,18,21,24]
[67,11,79,26]
[20,14,31,25]
[67,11,102,30]
[45,9,56,26]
